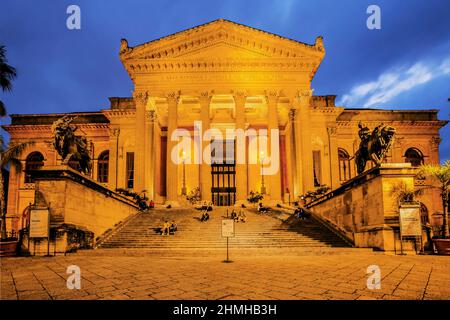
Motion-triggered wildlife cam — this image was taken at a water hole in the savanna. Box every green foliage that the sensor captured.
[390,181,422,205]
[419,161,450,238]
[419,161,450,192]
[186,187,201,205]
[247,190,263,204]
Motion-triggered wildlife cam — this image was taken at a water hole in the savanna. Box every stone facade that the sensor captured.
[2,19,447,235]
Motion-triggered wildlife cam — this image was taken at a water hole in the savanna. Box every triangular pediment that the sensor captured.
[120,19,324,62]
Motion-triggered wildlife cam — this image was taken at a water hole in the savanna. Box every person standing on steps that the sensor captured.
[238,210,246,223]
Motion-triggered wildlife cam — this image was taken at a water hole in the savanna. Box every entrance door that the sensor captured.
[211,163,236,206]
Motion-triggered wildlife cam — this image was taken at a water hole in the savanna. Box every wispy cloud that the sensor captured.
[340,58,450,108]
[273,0,295,22]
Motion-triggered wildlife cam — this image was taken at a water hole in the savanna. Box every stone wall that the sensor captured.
[24,165,138,255]
[307,163,425,252]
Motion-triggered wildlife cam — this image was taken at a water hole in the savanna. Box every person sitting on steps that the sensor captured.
[230,209,238,221]
[257,203,269,213]
[161,220,170,235]
[169,220,177,234]
[238,210,246,223]
[201,210,210,222]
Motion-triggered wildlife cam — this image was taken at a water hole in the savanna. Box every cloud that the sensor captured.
[340,58,450,108]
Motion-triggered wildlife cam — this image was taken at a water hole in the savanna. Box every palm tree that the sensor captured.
[419,161,450,238]
[0,141,34,239]
[0,45,17,116]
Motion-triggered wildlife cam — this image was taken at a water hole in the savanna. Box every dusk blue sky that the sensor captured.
[1,0,449,160]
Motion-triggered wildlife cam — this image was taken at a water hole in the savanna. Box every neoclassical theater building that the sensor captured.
[3,20,447,230]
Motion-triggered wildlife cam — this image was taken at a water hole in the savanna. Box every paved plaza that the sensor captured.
[1,250,449,300]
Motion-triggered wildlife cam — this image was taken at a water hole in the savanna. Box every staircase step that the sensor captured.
[97,207,351,250]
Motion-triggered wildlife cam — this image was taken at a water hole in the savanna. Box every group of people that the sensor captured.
[294,207,309,220]
[230,209,247,223]
[161,220,177,235]
[138,199,155,211]
[257,203,269,213]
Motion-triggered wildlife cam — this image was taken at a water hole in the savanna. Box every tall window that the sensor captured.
[338,148,351,183]
[126,152,134,189]
[24,152,44,183]
[97,151,109,183]
[313,151,322,187]
[420,203,429,225]
[405,148,424,167]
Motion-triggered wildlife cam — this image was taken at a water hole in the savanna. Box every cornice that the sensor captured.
[120,19,324,62]
[124,58,319,74]
[336,120,448,128]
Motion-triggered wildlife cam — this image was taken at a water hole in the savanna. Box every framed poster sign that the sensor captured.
[399,205,422,237]
[221,219,235,238]
[29,209,49,238]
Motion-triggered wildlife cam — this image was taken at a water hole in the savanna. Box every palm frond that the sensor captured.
[0,100,5,117]
[0,45,17,92]
[0,141,34,170]
[419,161,450,190]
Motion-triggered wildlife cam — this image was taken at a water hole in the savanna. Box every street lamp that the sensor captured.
[181,151,187,196]
[260,151,266,195]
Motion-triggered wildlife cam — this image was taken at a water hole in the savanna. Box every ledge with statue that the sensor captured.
[16,116,140,255]
[301,123,432,253]
[19,165,139,255]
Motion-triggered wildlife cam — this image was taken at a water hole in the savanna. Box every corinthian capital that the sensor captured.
[265,90,279,106]
[292,89,313,108]
[165,91,180,105]
[327,126,337,137]
[233,90,247,106]
[198,91,213,106]
[145,110,157,122]
[133,91,149,106]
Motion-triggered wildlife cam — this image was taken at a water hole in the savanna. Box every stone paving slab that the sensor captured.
[1,251,449,300]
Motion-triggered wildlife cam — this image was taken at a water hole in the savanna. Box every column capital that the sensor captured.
[145,110,157,122]
[198,91,213,105]
[327,126,337,137]
[430,136,441,151]
[110,127,121,138]
[233,90,248,105]
[265,90,280,105]
[133,91,149,107]
[165,91,180,106]
[290,89,313,108]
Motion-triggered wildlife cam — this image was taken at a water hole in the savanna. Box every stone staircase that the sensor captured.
[97,207,354,250]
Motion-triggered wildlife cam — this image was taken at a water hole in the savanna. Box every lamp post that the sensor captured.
[181,151,187,196]
[260,151,266,195]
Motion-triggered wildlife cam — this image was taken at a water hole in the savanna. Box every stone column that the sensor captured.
[144,110,156,200]
[327,126,340,190]
[285,110,297,201]
[199,91,212,202]
[108,127,120,190]
[165,92,180,206]
[265,91,282,202]
[133,91,148,193]
[293,90,314,195]
[234,91,248,204]
[289,109,302,198]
